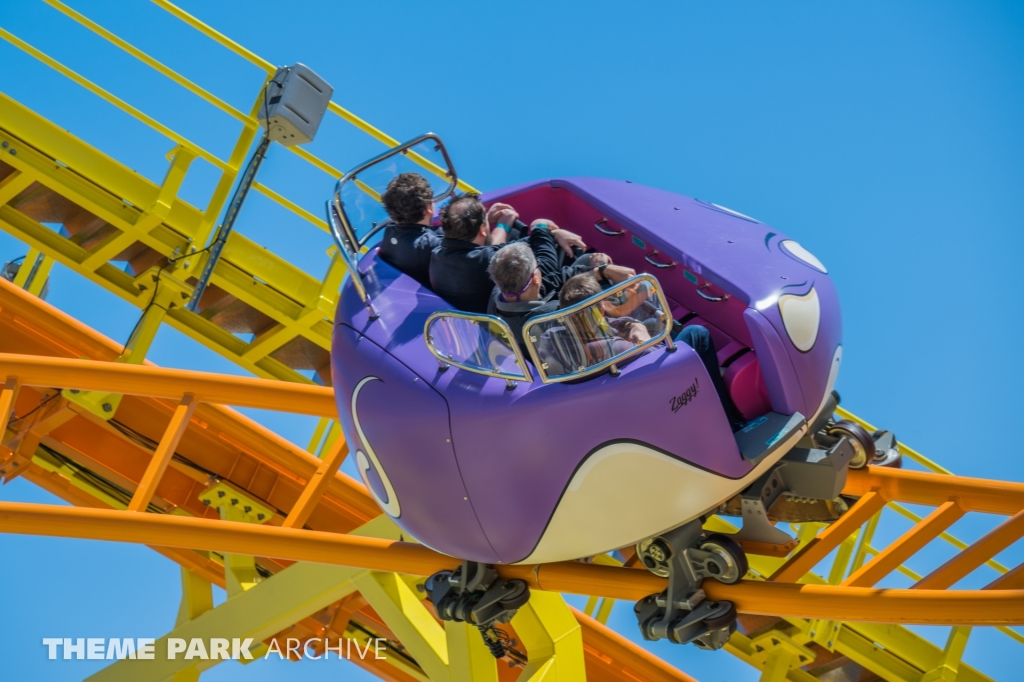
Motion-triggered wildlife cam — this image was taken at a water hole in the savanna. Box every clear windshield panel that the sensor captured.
[425,313,530,381]
[339,137,456,247]
[524,276,671,382]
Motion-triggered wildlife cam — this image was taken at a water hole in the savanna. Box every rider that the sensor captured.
[378,173,442,287]
[487,233,635,348]
[559,273,746,430]
[429,194,586,313]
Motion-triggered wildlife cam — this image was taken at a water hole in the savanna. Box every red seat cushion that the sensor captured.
[724,352,771,421]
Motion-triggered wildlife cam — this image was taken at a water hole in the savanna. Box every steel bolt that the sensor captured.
[202,499,210,506]
[102,403,113,413]
[257,513,265,521]
[230,498,238,505]
[69,389,79,394]
[217,490,225,498]
[243,505,252,513]
[648,540,670,563]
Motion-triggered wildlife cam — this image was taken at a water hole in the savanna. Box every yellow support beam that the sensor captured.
[0,169,34,204]
[353,571,450,681]
[0,28,228,172]
[198,483,275,596]
[10,248,38,288]
[511,591,586,682]
[175,561,214,626]
[445,621,498,682]
[89,514,408,682]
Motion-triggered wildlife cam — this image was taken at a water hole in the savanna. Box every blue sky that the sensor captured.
[0,0,1022,680]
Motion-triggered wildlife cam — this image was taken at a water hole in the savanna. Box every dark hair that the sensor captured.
[439,193,486,242]
[381,173,433,224]
[560,273,602,307]
[489,243,537,294]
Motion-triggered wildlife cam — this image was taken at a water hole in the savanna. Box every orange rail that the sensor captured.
[0,353,337,417]
[2,501,1023,626]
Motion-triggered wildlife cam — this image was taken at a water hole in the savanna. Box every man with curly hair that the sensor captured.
[378,173,444,286]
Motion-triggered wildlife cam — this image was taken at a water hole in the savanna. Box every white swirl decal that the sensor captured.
[778,287,820,352]
[351,376,401,517]
[781,240,827,273]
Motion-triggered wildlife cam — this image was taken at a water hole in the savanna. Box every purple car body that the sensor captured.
[332,178,841,565]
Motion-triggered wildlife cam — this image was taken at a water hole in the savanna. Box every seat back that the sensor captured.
[724,352,771,421]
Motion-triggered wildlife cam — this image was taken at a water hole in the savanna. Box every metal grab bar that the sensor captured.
[423,311,534,386]
[644,251,675,269]
[593,219,625,236]
[696,284,727,302]
[332,133,457,252]
[522,273,674,384]
[326,201,377,320]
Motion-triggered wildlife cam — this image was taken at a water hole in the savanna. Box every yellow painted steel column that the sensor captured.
[305,416,331,454]
[751,631,815,680]
[198,483,274,596]
[175,563,213,626]
[25,254,53,297]
[921,627,972,682]
[353,571,449,681]
[127,395,196,512]
[90,515,405,682]
[511,591,586,681]
[10,248,39,288]
[758,649,796,682]
[445,621,498,682]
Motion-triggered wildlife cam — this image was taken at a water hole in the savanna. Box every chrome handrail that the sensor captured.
[331,133,457,253]
[593,218,624,236]
[644,250,675,269]
[423,311,534,388]
[325,200,377,320]
[360,217,395,247]
[696,283,727,302]
[522,273,675,384]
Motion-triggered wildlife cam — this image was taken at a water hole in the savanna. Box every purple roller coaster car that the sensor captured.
[325,134,881,576]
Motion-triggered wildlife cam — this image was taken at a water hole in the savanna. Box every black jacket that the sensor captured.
[429,238,507,313]
[528,228,595,298]
[378,223,442,287]
[488,292,560,352]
